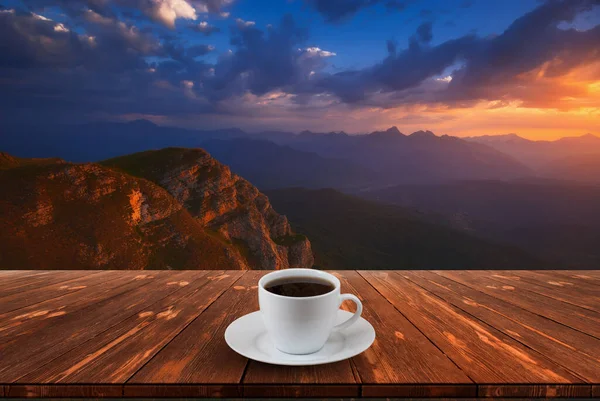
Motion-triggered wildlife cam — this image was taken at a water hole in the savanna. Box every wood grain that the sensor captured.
[514,270,600,291]
[437,270,600,338]
[489,270,600,312]
[403,270,600,382]
[20,271,242,383]
[360,271,583,384]
[547,270,600,284]
[478,384,591,398]
[362,384,476,398]
[123,384,242,398]
[0,271,162,342]
[0,272,165,344]
[0,271,90,298]
[335,271,471,386]
[0,270,599,399]
[129,271,265,384]
[0,270,194,382]
[0,270,115,314]
[243,384,359,398]
[5,384,122,398]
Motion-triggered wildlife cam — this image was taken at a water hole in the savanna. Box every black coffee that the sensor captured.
[265,277,335,297]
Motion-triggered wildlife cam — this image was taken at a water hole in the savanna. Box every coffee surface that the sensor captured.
[265,277,335,297]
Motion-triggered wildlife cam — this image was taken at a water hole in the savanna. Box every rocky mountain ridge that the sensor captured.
[0,149,313,270]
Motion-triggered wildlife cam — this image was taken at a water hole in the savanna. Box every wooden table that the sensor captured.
[1,270,599,398]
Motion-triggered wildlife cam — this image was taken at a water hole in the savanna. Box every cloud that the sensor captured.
[22,0,233,27]
[0,0,599,131]
[139,0,197,28]
[0,10,95,69]
[192,20,220,35]
[202,14,310,98]
[194,0,234,14]
[301,47,336,57]
[187,43,215,56]
[416,21,433,43]
[304,0,405,22]
[235,18,255,28]
[303,0,600,109]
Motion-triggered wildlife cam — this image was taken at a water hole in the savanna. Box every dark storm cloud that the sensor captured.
[0,6,214,122]
[0,10,92,69]
[301,0,600,107]
[204,14,311,98]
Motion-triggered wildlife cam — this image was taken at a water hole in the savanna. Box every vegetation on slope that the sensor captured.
[265,188,551,270]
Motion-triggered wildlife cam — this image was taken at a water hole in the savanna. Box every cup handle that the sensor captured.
[334,293,363,331]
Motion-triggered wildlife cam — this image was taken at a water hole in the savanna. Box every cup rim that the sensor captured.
[258,268,340,300]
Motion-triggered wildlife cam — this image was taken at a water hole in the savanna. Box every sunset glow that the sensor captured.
[0,0,599,139]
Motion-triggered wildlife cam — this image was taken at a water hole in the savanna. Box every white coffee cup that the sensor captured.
[258,268,363,355]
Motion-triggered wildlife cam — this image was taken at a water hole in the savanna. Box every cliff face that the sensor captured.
[0,148,313,270]
[103,148,314,270]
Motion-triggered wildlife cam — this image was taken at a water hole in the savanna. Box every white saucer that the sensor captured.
[224,310,376,366]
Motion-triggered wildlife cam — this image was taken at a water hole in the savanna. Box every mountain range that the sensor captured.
[466,133,600,182]
[361,179,600,268]
[2,121,599,270]
[4,121,598,187]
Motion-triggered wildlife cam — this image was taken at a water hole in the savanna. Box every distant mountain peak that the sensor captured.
[368,126,404,138]
[386,126,402,135]
[465,133,531,144]
[410,130,436,138]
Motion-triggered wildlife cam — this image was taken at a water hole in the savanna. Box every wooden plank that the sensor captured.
[362,384,476,398]
[242,361,356,386]
[129,271,264,385]
[336,272,471,386]
[20,271,241,383]
[403,271,600,382]
[0,271,162,343]
[242,271,471,396]
[522,270,600,290]
[593,384,600,397]
[490,270,600,312]
[0,271,91,298]
[0,271,47,281]
[437,270,600,338]
[360,271,583,384]
[123,384,242,398]
[548,270,600,281]
[0,271,115,314]
[478,384,591,398]
[0,270,196,382]
[4,384,122,398]
[243,384,359,398]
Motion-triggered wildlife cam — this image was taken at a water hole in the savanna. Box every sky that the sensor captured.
[0,0,599,139]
